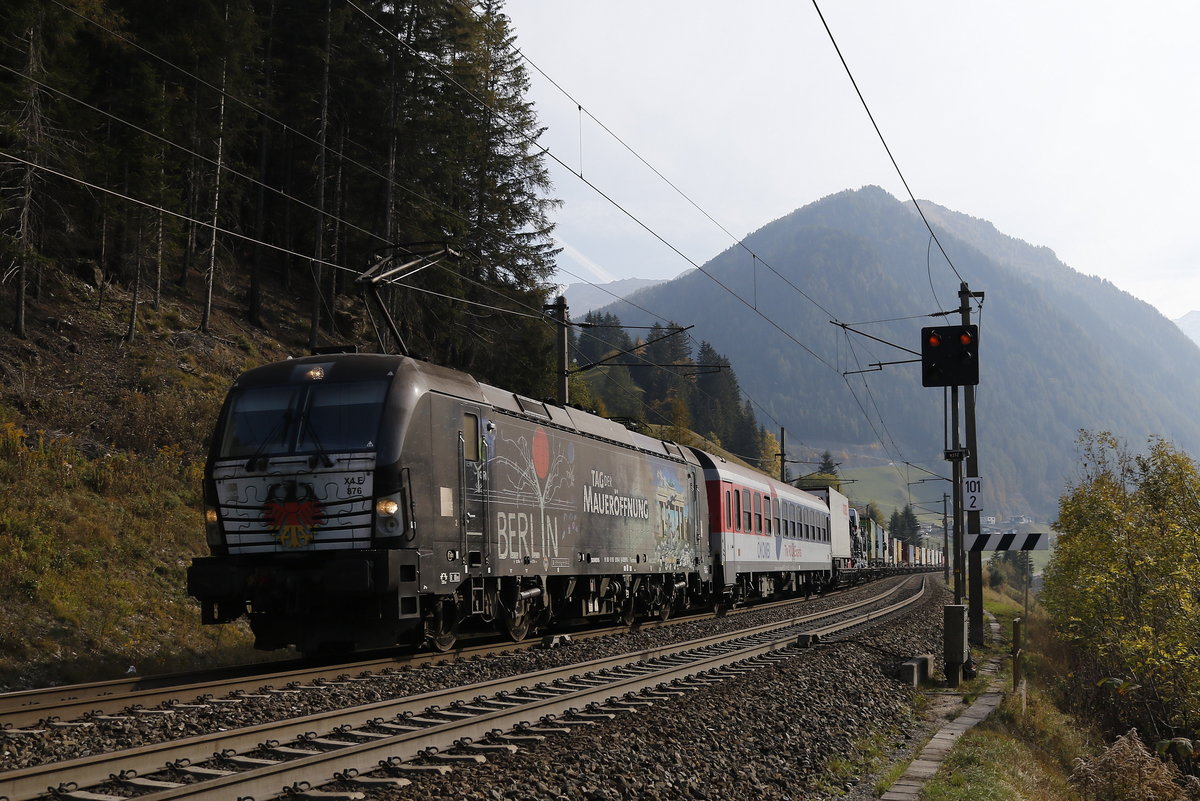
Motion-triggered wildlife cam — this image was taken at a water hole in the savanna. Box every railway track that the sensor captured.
[0,576,905,729]
[0,576,929,801]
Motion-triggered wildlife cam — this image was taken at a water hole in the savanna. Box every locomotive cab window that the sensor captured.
[300,382,388,453]
[219,380,388,458]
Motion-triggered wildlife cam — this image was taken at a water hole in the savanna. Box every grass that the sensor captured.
[0,408,261,689]
[0,270,306,688]
[884,584,1098,801]
[918,677,1096,801]
[856,581,1101,801]
[921,720,1079,801]
[840,465,912,513]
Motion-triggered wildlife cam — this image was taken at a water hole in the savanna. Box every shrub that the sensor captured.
[1070,729,1200,801]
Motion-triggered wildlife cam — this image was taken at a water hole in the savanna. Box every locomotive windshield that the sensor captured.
[218,380,388,459]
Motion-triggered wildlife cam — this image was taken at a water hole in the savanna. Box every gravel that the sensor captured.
[2,575,951,800]
[351,582,954,801]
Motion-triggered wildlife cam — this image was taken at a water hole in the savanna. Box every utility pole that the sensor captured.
[942,492,949,584]
[950,386,964,604]
[960,282,986,645]
[547,295,569,405]
[779,428,787,483]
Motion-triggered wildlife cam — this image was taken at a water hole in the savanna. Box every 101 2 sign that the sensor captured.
[964,477,983,511]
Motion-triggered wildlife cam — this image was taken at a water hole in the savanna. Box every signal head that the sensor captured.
[920,324,979,387]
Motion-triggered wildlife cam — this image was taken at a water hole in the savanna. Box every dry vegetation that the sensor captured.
[0,270,311,688]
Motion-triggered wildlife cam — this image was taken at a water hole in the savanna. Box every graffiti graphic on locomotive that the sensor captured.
[188,353,885,653]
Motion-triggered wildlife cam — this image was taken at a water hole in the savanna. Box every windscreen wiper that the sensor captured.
[298,408,335,468]
[245,409,292,472]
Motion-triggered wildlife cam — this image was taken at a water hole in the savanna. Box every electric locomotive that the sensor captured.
[188,353,711,653]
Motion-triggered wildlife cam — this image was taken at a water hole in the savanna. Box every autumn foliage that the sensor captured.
[1042,432,1200,755]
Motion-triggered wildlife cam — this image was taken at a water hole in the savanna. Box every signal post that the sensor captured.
[961,283,986,646]
[921,281,985,678]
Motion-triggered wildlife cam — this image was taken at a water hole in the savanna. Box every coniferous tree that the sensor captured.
[0,0,91,336]
[637,321,693,423]
[0,0,563,397]
[888,504,922,546]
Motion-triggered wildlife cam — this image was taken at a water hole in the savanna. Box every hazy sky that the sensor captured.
[505,1,1200,321]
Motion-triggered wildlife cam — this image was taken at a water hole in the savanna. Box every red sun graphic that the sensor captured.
[532,427,550,479]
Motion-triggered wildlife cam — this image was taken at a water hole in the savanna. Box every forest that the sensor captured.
[1,0,565,396]
[0,0,778,466]
[570,310,777,469]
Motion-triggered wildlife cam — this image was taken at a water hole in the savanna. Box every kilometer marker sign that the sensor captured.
[964,476,983,512]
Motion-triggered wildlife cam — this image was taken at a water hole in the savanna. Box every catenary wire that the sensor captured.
[810,0,978,311]
[30,0,908,476]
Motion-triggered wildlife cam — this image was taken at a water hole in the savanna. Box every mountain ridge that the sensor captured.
[562,277,667,316]
[1174,310,1200,346]
[593,186,1200,520]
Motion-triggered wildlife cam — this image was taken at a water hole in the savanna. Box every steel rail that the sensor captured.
[0,578,924,801]
[101,578,931,801]
[0,577,910,728]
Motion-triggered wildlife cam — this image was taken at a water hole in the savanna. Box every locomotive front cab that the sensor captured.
[187,355,422,652]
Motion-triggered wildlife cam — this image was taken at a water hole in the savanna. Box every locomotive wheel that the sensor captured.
[658,598,673,622]
[502,610,530,642]
[426,599,459,652]
[619,595,637,626]
[656,585,674,622]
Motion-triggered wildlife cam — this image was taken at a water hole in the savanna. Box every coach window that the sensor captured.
[790,504,797,538]
[764,497,771,534]
[725,489,733,530]
[742,489,752,531]
[735,489,744,531]
[754,493,762,533]
[771,499,779,536]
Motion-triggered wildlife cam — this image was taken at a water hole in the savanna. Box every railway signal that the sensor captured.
[921,325,978,387]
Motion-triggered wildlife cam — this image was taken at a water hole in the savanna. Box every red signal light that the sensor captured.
[920,324,979,387]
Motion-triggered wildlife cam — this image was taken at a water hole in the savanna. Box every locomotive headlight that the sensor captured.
[203,507,222,546]
[374,494,408,542]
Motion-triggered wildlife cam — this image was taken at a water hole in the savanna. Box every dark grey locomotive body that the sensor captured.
[188,354,710,652]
